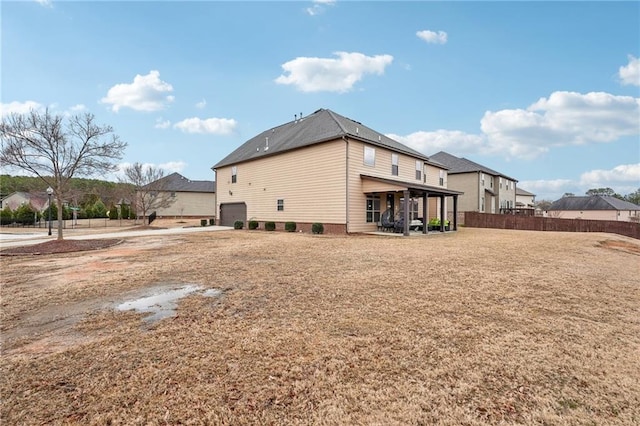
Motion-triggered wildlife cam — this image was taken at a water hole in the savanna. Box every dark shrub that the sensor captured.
[209,218,215,226]
[1,206,13,225]
[312,222,324,234]
[248,220,259,230]
[201,219,207,227]
[233,220,244,229]
[265,221,276,231]
[284,221,296,232]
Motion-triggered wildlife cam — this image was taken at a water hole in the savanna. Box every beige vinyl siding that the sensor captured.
[424,164,446,187]
[447,173,482,212]
[215,140,347,224]
[155,192,216,218]
[550,210,638,221]
[347,140,425,233]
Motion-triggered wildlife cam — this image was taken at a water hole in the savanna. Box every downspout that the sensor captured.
[344,136,349,233]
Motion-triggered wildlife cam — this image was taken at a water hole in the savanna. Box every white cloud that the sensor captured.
[195,99,207,109]
[518,163,640,201]
[416,30,448,44]
[155,118,171,129]
[174,117,237,135]
[275,51,393,93]
[516,179,576,201]
[101,70,174,112]
[580,163,640,187]
[69,104,86,112]
[35,0,53,7]
[480,91,640,159]
[387,130,485,155]
[306,0,336,16]
[0,100,44,117]
[619,55,640,86]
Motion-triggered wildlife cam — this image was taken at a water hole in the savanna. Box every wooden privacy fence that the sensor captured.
[464,212,640,240]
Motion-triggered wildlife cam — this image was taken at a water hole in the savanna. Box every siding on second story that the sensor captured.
[429,151,517,213]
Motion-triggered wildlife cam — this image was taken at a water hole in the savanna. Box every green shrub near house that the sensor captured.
[248,220,259,230]
[312,223,324,234]
[284,221,296,232]
[265,221,276,231]
[233,220,244,229]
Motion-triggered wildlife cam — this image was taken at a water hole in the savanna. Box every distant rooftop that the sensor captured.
[429,151,517,182]
[549,195,640,211]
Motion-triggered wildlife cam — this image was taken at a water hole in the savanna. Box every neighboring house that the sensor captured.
[429,151,517,215]
[0,191,51,212]
[546,195,640,222]
[212,108,462,235]
[515,187,536,216]
[139,173,216,219]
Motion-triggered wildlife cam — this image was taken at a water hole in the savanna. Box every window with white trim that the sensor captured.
[364,146,375,167]
[415,161,422,180]
[366,196,381,223]
[231,166,237,184]
[277,199,284,211]
[481,173,485,186]
[439,170,444,186]
[391,154,399,176]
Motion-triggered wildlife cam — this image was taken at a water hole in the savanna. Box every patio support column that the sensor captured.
[403,190,410,236]
[422,192,428,234]
[440,195,445,232]
[453,195,458,230]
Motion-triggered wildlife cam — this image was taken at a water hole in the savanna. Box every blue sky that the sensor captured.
[2,0,639,201]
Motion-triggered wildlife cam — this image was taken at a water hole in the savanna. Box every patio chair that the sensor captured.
[380,209,396,232]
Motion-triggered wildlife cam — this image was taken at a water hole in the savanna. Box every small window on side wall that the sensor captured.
[439,170,444,186]
[277,199,284,211]
[231,166,237,184]
[415,160,422,180]
[391,154,399,176]
[364,146,375,167]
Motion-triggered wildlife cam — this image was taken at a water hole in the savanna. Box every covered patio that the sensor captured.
[361,174,463,236]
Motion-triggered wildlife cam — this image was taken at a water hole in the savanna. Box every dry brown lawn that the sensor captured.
[1,228,639,425]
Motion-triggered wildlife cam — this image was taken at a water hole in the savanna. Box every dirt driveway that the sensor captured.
[1,228,639,425]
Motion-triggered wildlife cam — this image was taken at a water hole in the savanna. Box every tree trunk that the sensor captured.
[56,196,64,240]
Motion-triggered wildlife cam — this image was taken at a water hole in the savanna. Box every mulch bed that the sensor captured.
[0,239,123,256]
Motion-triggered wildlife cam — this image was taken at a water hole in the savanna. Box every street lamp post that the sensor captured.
[46,187,53,236]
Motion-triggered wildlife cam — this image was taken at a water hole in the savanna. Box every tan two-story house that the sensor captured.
[429,151,517,216]
[140,172,216,219]
[212,109,462,235]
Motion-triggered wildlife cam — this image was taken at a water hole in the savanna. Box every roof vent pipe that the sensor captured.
[294,114,297,121]
[265,136,269,151]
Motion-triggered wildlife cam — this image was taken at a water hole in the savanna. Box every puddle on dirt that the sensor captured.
[116,284,221,323]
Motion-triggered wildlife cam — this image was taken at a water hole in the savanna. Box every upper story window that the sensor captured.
[439,170,444,186]
[364,146,375,167]
[391,154,399,176]
[481,173,485,186]
[415,161,422,181]
[277,199,284,211]
[499,177,503,189]
[231,166,237,183]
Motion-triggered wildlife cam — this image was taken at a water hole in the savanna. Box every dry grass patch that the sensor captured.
[1,228,639,425]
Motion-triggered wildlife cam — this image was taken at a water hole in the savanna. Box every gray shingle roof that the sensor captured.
[150,173,215,193]
[212,108,431,169]
[549,195,640,211]
[429,151,517,181]
[516,187,535,196]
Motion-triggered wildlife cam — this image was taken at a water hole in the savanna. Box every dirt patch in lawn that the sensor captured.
[0,239,123,256]
[1,229,639,425]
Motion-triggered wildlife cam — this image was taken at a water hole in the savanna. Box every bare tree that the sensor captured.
[0,109,126,240]
[120,163,175,224]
